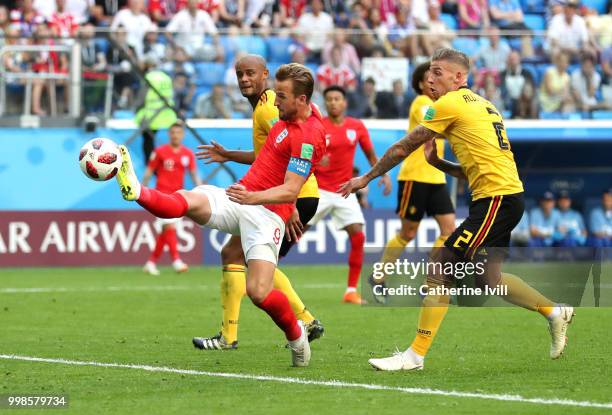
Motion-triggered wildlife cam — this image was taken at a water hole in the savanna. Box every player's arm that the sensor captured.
[362,145,392,196]
[226,157,310,205]
[190,169,203,186]
[339,125,435,196]
[196,141,256,165]
[423,138,466,179]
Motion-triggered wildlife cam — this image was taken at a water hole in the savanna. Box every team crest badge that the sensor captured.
[346,129,357,143]
[409,206,417,215]
[275,128,288,143]
[181,156,189,167]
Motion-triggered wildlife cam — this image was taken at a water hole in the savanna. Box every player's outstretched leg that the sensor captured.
[500,273,575,359]
[247,258,310,367]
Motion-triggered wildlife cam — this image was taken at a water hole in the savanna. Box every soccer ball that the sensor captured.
[79,138,123,181]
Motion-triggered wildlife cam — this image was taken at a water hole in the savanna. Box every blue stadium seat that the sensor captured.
[440,13,458,30]
[524,14,546,31]
[582,0,608,12]
[522,63,540,84]
[113,110,135,119]
[305,63,319,77]
[520,0,547,13]
[235,36,268,58]
[592,110,612,119]
[219,36,239,63]
[194,62,227,86]
[540,111,564,119]
[266,36,293,63]
[508,37,523,51]
[451,38,479,55]
[267,61,284,77]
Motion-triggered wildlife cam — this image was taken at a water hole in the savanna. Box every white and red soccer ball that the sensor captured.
[79,138,123,181]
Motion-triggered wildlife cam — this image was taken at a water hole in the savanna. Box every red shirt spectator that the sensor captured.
[316,46,357,91]
[177,0,220,14]
[280,0,306,26]
[49,10,79,37]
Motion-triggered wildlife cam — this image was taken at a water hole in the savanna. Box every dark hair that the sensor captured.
[431,48,470,71]
[323,85,346,98]
[364,77,375,85]
[169,121,184,130]
[275,63,314,101]
[411,62,431,95]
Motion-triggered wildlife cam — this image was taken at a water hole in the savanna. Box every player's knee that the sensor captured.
[246,280,269,305]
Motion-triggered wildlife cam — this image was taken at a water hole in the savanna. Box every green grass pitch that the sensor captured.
[1,265,611,414]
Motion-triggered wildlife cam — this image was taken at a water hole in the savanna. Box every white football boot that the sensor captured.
[143,261,160,276]
[548,304,575,359]
[369,347,424,371]
[172,259,189,273]
[289,320,311,367]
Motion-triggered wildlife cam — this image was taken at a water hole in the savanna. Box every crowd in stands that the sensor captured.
[511,188,612,248]
[0,0,611,118]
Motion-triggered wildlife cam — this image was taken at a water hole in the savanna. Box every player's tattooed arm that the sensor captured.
[423,138,466,179]
[338,126,435,197]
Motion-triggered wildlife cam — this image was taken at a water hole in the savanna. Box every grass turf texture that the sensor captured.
[1,265,610,415]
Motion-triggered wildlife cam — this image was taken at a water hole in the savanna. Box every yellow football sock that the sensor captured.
[433,235,448,248]
[273,268,314,324]
[500,273,555,316]
[221,264,246,343]
[411,283,449,357]
[381,233,409,264]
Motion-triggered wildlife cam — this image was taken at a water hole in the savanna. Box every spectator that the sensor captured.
[511,211,530,247]
[316,45,357,91]
[33,0,55,19]
[554,191,587,247]
[323,0,349,27]
[571,51,603,112]
[375,78,410,118]
[290,45,307,64]
[10,0,44,37]
[366,8,392,54]
[49,0,79,39]
[176,0,221,24]
[584,2,612,51]
[147,0,175,26]
[279,0,306,27]
[162,47,195,79]
[173,72,196,115]
[479,71,505,110]
[142,26,167,65]
[217,0,245,27]
[31,23,69,116]
[489,0,530,31]
[473,26,511,72]
[539,52,575,113]
[530,191,560,247]
[166,0,221,61]
[110,0,153,59]
[0,5,8,46]
[589,188,612,247]
[349,76,378,118]
[297,0,334,60]
[546,0,592,60]
[515,77,539,118]
[387,6,418,58]
[501,51,536,116]
[106,26,139,108]
[322,29,361,74]
[65,0,93,24]
[602,46,612,107]
[243,0,269,27]
[80,23,106,72]
[378,0,397,23]
[90,0,127,26]
[458,0,489,30]
[2,26,25,75]
[422,0,454,56]
[347,1,372,56]
[195,84,232,118]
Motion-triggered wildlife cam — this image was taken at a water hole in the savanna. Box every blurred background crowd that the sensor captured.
[0,0,611,119]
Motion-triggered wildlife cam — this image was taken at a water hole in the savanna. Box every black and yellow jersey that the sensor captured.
[252,89,318,198]
[420,87,523,200]
[398,94,446,184]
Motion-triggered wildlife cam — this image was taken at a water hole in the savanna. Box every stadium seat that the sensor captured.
[522,63,539,84]
[235,36,268,58]
[305,63,319,76]
[582,0,608,12]
[592,110,612,119]
[113,110,135,119]
[440,13,458,30]
[451,38,479,55]
[520,0,547,13]
[523,14,546,31]
[266,36,293,63]
[219,36,239,63]
[267,61,284,77]
[195,62,227,86]
[540,111,564,119]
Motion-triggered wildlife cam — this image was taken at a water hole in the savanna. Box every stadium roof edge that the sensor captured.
[106,119,612,130]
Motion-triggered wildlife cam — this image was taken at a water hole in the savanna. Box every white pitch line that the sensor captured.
[1,354,611,410]
[0,283,342,294]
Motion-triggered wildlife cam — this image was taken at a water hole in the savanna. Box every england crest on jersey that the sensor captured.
[276,128,288,144]
[346,129,357,144]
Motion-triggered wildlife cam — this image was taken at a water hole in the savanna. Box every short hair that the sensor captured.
[323,85,346,98]
[431,48,470,71]
[411,61,430,95]
[275,63,314,101]
[170,121,184,130]
[364,77,375,85]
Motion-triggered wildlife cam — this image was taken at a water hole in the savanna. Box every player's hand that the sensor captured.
[285,209,303,242]
[338,175,369,198]
[196,141,229,164]
[424,139,439,166]
[226,183,255,205]
[378,174,392,196]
